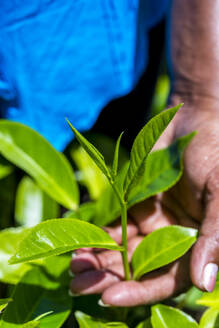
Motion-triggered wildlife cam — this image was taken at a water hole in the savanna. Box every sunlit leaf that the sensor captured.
[132,226,197,280]
[22,322,40,328]
[136,318,152,328]
[197,281,219,307]
[75,311,128,327]
[112,132,124,178]
[15,176,59,227]
[200,308,219,328]
[0,228,31,284]
[127,133,195,207]
[0,299,12,314]
[10,219,122,264]
[151,304,198,328]
[124,105,181,196]
[67,120,110,180]
[0,267,71,328]
[0,120,79,209]
[64,202,96,222]
[93,162,129,227]
[0,155,13,180]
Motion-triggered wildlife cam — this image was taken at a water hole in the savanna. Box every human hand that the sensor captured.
[69,103,219,307]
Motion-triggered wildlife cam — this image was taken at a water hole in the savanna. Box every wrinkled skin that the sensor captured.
[69,104,219,306]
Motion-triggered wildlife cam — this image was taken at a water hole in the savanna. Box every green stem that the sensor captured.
[111,183,131,281]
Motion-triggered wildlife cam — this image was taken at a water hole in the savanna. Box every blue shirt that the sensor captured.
[0,0,168,150]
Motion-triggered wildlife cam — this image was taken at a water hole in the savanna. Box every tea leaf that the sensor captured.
[15,176,59,227]
[71,146,108,200]
[136,318,152,328]
[0,299,12,313]
[22,322,40,328]
[67,120,111,180]
[127,133,195,207]
[112,132,124,178]
[151,304,198,328]
[0,228,31,284]
[197,281,219,307]
[124,105,181,196]
[0,121,79,209]
[75,311,128,327]
[200,308,219,328]
[132,226,197,280]
[64,202,96,222]
[10,219,122,264]
[0,267,71,328]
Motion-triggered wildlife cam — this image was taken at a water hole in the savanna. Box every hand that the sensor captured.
[69,103,219,307]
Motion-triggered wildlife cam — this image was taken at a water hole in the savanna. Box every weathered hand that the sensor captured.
[69,105,219,307]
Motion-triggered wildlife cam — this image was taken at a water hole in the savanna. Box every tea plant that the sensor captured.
[0,104,217,327]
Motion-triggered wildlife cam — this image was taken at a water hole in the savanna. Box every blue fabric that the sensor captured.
[0,0,168,151]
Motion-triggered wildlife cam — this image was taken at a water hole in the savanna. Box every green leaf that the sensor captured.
[93,162,129,227]
[132,226,197,280]
[124,105,181,196]
[22,322,40,328]
[15,176,59,227]
[0,267,71,328]
[67,120,111,180]
[151,304,198,328]
[200,308,219,328]
[0,299,12,314]
[136,318,152,328]
[197,281,219,307]
[71,145,108,200]
[0,227,31,284]
[112,132,124,178]
[75,311,128,327]
[94,185,121,227]
[0,120,79,209]
[64,202,96,222]
[0,156,13,180]
[127,133,195,207]
[10,219,123,264]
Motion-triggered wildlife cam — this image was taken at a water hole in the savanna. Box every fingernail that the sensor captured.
[68,289,80,297]
[68,270,75,278]
[203,263,218,292]
[98,299,110,307]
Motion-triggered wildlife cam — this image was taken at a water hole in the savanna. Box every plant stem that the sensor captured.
[111,183,131,281]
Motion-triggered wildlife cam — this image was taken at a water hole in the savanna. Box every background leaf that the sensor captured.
[0,266,71,328]
[75,311,128,327]
[63,202,96,222]
[124,105,181,196]
[0,299,12,314]
[127,133,195,207]
[15,176,59,227]
[0,120,79,209]
[67,120,110,180]
[197,281,219,307]
[136,318,152,328]
[132,226,197,280]
[151,305,198,328]
[200,308,219,328]
[0,228,31,284]
[10,219,122,264]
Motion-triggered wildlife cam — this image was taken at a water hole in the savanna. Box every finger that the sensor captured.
[70,264,124,295]
[129,198,176,235]
[191,169,219,291]
[104,219,138,244]
[70,236,143,274]
[101,255,190,307]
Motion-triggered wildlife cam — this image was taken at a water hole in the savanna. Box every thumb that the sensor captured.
[190,169,219,292]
